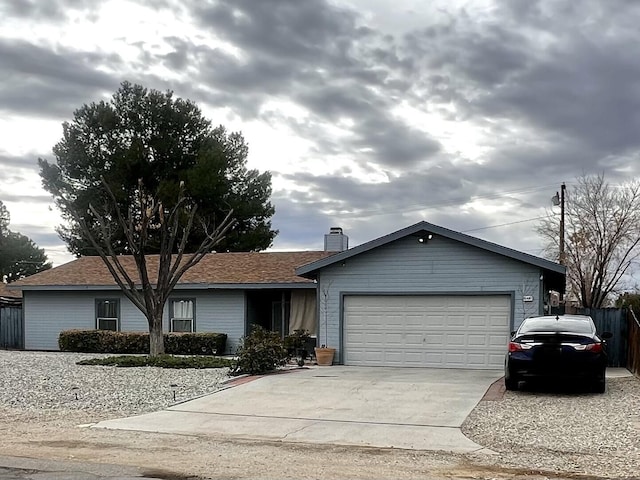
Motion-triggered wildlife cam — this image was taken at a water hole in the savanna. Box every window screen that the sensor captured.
[171,299,194,332]
[96,299,119,331]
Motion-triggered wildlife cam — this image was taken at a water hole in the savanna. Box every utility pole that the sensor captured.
[550,183,567,311]
[559,182,565,265]
[552,183,566,265]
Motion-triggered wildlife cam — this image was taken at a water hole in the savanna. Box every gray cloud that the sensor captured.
[0,38,121,118]
[0,192,52,204]
[173,0,442,168]
[0,0,92,21]
[193,0,365,64]
[0,152,40,170]
[275,162,478,218]
[398,0,640,179]
[7,225,61,254]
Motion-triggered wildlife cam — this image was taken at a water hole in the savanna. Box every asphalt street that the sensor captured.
[0,456,196,480]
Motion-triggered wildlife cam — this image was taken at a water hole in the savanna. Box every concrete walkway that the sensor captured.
[93,366,503,453]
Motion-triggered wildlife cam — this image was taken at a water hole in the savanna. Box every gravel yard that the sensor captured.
[1,350,639,479]
[0,350,229,419]
[463,376,640,478]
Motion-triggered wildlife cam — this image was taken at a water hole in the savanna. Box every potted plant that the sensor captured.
[314,282,336,366]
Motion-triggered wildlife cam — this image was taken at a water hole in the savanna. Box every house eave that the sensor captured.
[296,221,566,278]
[16,282,317,291]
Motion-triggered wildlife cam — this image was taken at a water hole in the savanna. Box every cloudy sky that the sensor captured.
[1,0,639,267]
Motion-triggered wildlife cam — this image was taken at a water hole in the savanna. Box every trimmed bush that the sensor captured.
[232,325,288,375]
[77,354,233,369]
[59,330,227,355]
[163,332,226,355]
[283,329,313,358]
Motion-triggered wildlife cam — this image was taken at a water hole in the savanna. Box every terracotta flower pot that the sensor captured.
[314,347,336,366]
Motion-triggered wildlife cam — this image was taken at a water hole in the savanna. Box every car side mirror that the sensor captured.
[510,331,516,337]
[601,332,613,340]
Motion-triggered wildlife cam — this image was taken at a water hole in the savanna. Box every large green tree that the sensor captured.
[39,82,276,256]
[0,201,8,235]
[0,200,51,283]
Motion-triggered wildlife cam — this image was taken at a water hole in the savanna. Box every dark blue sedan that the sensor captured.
[505,315,612,393]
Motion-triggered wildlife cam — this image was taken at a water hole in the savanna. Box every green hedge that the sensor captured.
[77,355,234,369]
[59,330,226,355]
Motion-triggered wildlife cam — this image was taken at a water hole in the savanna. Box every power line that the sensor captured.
[461,215,552,233]
[317,182,561,218]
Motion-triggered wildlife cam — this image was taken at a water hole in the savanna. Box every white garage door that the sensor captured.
[344,295,510,369]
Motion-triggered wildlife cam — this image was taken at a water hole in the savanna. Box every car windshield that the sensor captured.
[519,317,593,334]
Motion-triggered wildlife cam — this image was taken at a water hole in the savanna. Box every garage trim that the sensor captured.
[338,291,515,365]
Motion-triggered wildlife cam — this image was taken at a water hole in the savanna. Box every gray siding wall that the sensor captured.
[317,236,542,360]
[24,289,246,353]
[168,290,246,354]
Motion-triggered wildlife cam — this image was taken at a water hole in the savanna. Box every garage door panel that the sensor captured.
[425,352,444,364]
[424,334,443,345]
[344,295,510,369]
[488,353,505,365]
[403,314,424,329]
[468,314,491,326]
[490,316,509,327]
[346,331,364,343]
[446,333,466,346]
[489,334,510,346]
[467,334,488,346]
[447,315,465,326]
[365,332,384,345]
[385,332,404,345]
[404,333,423,347]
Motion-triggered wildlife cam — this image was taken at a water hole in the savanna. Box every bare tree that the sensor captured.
[537,174,640,308]
[63,178,234,356]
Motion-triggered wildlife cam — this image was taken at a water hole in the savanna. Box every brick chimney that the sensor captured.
[324,227,349,252]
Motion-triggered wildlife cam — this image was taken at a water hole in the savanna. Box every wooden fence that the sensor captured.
[628,307,640,376]
[0,305,23,349]
[566,307,628,367]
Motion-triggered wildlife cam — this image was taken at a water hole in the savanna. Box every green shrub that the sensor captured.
[283,329,312,357]
[164,333,226,355]
[77,354,233,369]
[59,330,227,355]
[233,325,288,375]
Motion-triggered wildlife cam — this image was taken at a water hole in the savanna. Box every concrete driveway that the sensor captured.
[93,366,503,452]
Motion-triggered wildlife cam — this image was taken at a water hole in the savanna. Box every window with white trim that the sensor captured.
[96,299,119,331]
[171,299,194,332]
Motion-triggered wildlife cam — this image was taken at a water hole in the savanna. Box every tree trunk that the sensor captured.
[149,316,165,357]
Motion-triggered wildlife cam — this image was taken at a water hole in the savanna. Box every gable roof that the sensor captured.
[12,251,334,290]
[296,221,565,278]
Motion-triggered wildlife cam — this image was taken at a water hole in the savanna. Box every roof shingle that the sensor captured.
[13,251,334,288]
[0,283,22,298]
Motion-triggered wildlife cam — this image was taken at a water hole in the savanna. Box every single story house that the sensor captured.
[11,222,565,369]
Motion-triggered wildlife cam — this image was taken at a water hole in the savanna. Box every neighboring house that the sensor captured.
[1,283,23,349]
[296,221,565,369]
[10,222,565,369]
[0,283,22,307]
